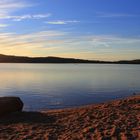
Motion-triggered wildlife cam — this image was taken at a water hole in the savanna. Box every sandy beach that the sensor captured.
[0,95,139,140]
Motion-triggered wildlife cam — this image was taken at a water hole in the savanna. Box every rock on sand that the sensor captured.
[0,97,23,116]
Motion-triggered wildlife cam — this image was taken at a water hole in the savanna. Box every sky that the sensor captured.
[0,0,140,61]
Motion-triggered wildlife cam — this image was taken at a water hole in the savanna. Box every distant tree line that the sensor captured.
[0,54,140,64]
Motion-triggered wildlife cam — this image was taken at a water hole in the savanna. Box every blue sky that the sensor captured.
[0,0,140,60]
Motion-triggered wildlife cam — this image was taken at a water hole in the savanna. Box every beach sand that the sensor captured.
[0,95,140,140]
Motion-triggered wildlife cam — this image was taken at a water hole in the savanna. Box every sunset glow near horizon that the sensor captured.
[0,0,140,61]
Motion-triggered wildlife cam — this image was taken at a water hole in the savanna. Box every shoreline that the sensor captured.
[0,95,140,140]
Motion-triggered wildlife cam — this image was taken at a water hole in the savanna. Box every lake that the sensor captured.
[0,64,140,111]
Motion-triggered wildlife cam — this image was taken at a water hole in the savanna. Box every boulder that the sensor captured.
[0,97,23,116]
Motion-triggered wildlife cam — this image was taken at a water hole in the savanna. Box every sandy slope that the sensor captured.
[0,95,140,140]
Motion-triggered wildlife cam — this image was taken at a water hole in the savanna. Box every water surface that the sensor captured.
[0,64,140,111]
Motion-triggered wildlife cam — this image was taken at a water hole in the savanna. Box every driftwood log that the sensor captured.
[0,97,23,116]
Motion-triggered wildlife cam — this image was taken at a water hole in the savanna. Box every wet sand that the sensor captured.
[0,95,140,140]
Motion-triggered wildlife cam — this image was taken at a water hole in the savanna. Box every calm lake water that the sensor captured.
[0,64,140,111]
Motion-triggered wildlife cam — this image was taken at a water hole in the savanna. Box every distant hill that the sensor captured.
[0,54,140,64]
[117,59,140,64]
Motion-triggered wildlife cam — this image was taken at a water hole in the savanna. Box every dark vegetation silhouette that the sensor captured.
[0,54,140,64]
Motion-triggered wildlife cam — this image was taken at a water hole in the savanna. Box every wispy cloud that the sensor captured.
[0,0,31,15]
[0,24,9,28]
[0,0,29,8]
[0,14,52,21]
[0,30,68,56]
[82,35,140,49]
[0,0,50,21]
[0,29,140,60]
[45,20,80,25]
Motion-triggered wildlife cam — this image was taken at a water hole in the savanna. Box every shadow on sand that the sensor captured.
[0,111,56,124]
